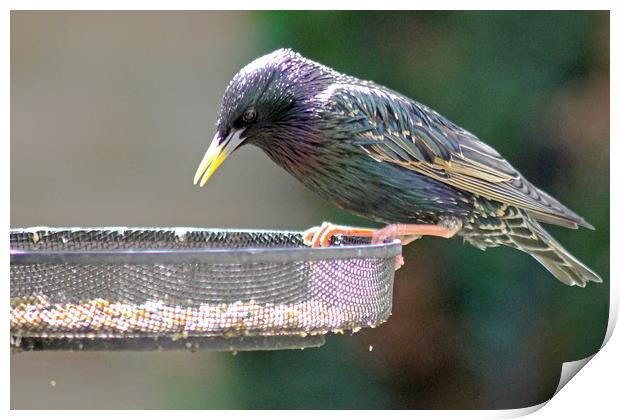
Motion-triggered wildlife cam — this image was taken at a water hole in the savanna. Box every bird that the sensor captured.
[193,48,601,287]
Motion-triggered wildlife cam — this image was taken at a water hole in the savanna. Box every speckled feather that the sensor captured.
[210,49,601,286]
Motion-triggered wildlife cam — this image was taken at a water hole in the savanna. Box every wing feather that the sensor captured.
[323,84,592,229]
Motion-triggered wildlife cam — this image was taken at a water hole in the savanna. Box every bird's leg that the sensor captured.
[373,218,462,269]
[370,217,463,245]
[303,218,462,270]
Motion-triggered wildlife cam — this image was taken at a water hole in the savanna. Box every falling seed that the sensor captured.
[368,345,373,352]
[50,380,56,387]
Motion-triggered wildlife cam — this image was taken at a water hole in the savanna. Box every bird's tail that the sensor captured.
[521,218,602,286]
[464,210,602,286]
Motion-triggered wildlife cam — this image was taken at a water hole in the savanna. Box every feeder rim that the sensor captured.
[10,227,402,264]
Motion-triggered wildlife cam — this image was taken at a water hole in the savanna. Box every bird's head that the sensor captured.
[194,48,332,187]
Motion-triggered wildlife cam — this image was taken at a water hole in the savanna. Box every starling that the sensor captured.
[194,49,601,287]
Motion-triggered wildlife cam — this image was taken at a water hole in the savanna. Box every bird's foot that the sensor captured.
[302,218,462,270]
[302,222,411,271]
[302,222,377,248]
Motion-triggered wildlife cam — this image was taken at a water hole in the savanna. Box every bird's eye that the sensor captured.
[242,107,257,123]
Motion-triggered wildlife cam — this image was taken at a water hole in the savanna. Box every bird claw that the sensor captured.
[303,222,408,271]
[395,254,405,270]
[302,222,379,248]
[371,227,396,245]
[302,222,335,248]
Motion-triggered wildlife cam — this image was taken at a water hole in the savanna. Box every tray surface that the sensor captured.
[10,227,400,351]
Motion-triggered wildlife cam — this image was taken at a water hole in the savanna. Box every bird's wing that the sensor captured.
[323,83,591,229]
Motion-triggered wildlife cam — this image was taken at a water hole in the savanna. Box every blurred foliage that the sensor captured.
[202,10,609,409]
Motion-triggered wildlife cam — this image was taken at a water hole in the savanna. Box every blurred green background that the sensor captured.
[10,11,609,409]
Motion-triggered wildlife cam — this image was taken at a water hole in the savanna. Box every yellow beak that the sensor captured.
[193,129,246,187]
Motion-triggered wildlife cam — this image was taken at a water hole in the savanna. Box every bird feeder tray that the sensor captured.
[10,227,400,351]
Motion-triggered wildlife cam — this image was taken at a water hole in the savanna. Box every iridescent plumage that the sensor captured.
[194,49,601,287]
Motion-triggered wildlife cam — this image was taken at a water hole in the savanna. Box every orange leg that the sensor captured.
[370,221,461,245]
[302,219,462,270]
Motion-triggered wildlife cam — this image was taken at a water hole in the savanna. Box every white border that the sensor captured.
[4,2,616,418]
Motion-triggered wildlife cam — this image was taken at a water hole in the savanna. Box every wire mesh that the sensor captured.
[10,227,400,351]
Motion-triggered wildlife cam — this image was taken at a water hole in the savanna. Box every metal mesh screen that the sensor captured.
[11,228,400,351]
